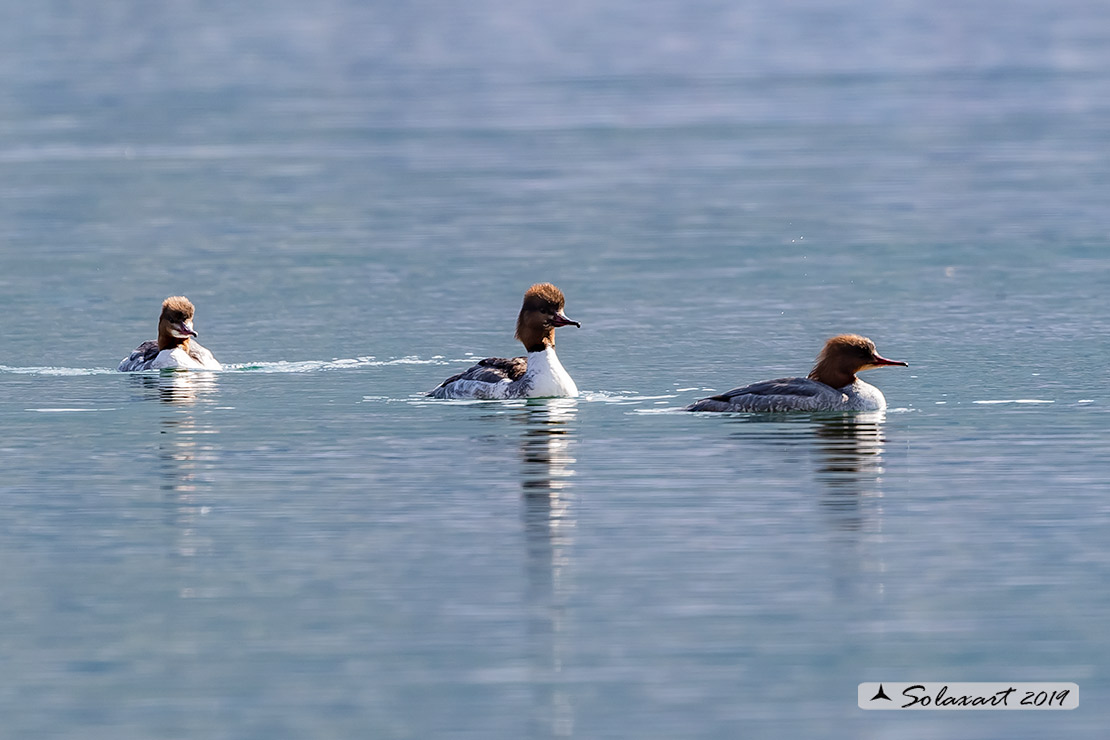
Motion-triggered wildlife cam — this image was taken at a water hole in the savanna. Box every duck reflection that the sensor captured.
[812,411,887,531]
[131,371,220,568]
[810,412,891,604]
[517,398,577,739]
[727,411,888,532]
[726,411,891,603]
[520,400,576,562]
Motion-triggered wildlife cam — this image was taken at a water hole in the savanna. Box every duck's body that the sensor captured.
[118,296,222,372]
[686,334,906,413]
[686,376,889,412]
[118,341,221,372]
[429,283,580,400]
[430,347,577,400]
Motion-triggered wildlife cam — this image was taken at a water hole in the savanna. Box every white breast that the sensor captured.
[521,347,578,398]
[188,343,222,370]
[840,380,887,411]
[150,346,222,371]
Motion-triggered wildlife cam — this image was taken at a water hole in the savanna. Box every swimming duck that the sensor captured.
[118,296,222,372]
[429,283,580,399]
[686,334,906,412]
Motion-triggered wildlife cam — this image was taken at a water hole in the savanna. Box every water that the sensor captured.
[1,0,1109,737]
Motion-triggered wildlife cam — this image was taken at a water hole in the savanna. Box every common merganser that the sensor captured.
[686,334,907,412]
[429,283,580,399]
[117,296,222,372]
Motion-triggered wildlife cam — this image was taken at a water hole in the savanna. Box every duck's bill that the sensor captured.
[871,353,907,367]
[550,312,581,328]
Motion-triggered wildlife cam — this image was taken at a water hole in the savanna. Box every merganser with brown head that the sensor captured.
[429,283,580,399]
[686,334,907,412]
[117,296,222,372]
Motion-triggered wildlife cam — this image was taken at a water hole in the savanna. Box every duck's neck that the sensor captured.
[808,359,855,390]
[519,329,555,354]
[157,325,189,352]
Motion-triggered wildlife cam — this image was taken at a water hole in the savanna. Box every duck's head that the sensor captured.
[808,334,907,389]
[157,296,198,349]
[515,283,580,353]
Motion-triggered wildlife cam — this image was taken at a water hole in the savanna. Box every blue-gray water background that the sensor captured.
[1,1,1108,737]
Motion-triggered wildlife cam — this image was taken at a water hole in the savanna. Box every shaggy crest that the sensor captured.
[160,296,195,323]
[520,283,566,313]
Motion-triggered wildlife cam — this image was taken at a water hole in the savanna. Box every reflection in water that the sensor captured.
[131,372,221,580]
[812,412,887,532]
[727,411,888,532]
[727,411,890,601]
[517,399,577,739]
[811,412,890,604]
[131,370,219,407]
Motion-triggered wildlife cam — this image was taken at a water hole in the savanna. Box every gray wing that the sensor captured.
[117,340,159,372]
[714,377,830,401]
[686,377,843,412]
[429,356,527,396]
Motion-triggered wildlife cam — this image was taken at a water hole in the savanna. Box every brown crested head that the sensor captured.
[157,295,199,349]
[514,283,580,353]
[808,334,907,389]
[160,296,195,323]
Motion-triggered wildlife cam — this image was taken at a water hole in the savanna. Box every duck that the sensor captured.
[117,296,222,372]
[686,334,906,412]
[429,283,580,399]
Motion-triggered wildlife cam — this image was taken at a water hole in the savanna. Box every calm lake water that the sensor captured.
[1,1,1108,737]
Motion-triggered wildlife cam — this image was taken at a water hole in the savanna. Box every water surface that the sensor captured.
[1,1,1108,737]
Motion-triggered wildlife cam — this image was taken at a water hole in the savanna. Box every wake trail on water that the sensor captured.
[0,356,463,376]
[0,365,117,376]
[226,356,458,373]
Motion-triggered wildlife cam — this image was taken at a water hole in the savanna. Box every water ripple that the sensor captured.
[0,356,456,376]
[0,365,116,376]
